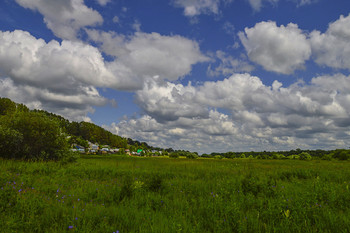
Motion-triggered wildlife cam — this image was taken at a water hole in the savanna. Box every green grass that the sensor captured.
[1,156,350,232]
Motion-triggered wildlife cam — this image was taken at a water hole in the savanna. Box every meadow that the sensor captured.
[1,155,350,232]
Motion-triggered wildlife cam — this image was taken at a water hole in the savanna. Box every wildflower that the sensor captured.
[68,226,74,229]
[284,209,290,218]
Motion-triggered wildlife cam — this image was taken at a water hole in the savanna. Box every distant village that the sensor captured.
[71,141,163,156]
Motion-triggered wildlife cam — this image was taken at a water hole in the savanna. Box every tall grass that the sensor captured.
[1,156,349,232]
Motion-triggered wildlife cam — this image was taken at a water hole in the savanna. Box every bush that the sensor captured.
[169,153,179,158]
[299,152,312,160]
[186,153,198,159]
[321,153,333,161]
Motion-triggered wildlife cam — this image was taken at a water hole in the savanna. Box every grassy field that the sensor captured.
[1,155,350,232]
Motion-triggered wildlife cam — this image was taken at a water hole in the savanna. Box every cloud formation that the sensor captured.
[86,30,209,89]
[310,14,350,70]
[0,30,112,120]
[239,14,350,73]
[0,29,209,120]
[239,21,311,74]
[112,73,350,153]
[15,0,103,40]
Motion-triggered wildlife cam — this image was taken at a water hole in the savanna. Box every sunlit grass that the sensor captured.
[1,156,350,232]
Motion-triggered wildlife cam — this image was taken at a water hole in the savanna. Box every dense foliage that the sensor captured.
[0,111,70,160]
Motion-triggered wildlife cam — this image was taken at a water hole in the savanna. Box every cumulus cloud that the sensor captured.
[310,14,350,70]
[15,0,103,40]
[0,29,209,121]
[86,30,209,85]
[0,78,106,122]
[239,21,311,74]
[111,73,350,153]
[0,30,116,89]
[135,79,208,122]
[0,30,115,121]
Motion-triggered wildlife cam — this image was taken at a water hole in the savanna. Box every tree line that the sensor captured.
[201,148,350,160]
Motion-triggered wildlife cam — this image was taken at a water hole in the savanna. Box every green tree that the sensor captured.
[1,111,70,160]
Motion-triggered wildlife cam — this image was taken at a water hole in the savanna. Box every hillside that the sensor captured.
[0,97,161,160]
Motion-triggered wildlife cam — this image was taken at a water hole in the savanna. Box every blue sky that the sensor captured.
[1,0,350,153]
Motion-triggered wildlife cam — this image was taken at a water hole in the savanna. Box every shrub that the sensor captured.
[186,153,198,159]
[321,153,333,161]
[169,153,179,158]
[299,152,312,160]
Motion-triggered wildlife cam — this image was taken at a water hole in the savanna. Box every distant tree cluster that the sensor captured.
[202,148,350,161]
[169,150,199,159]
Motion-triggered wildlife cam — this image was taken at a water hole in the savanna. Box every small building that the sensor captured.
[88,142,99,150]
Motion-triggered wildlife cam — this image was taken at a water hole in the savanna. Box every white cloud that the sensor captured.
[297,0,319,6]
[0,78,106,122]
[247,0,279,12]
[0,29,210,121]
[174,0,219,16]
[310,14,350,70]
[95,0,110,6]
[0,30,116,89]
[0,30,115,121]
[173,0,233,17]
[135,79,208,122]
[15,0,103,40]
[86,30,209,85]
[112,73,350,153]
[239,21,311,74]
